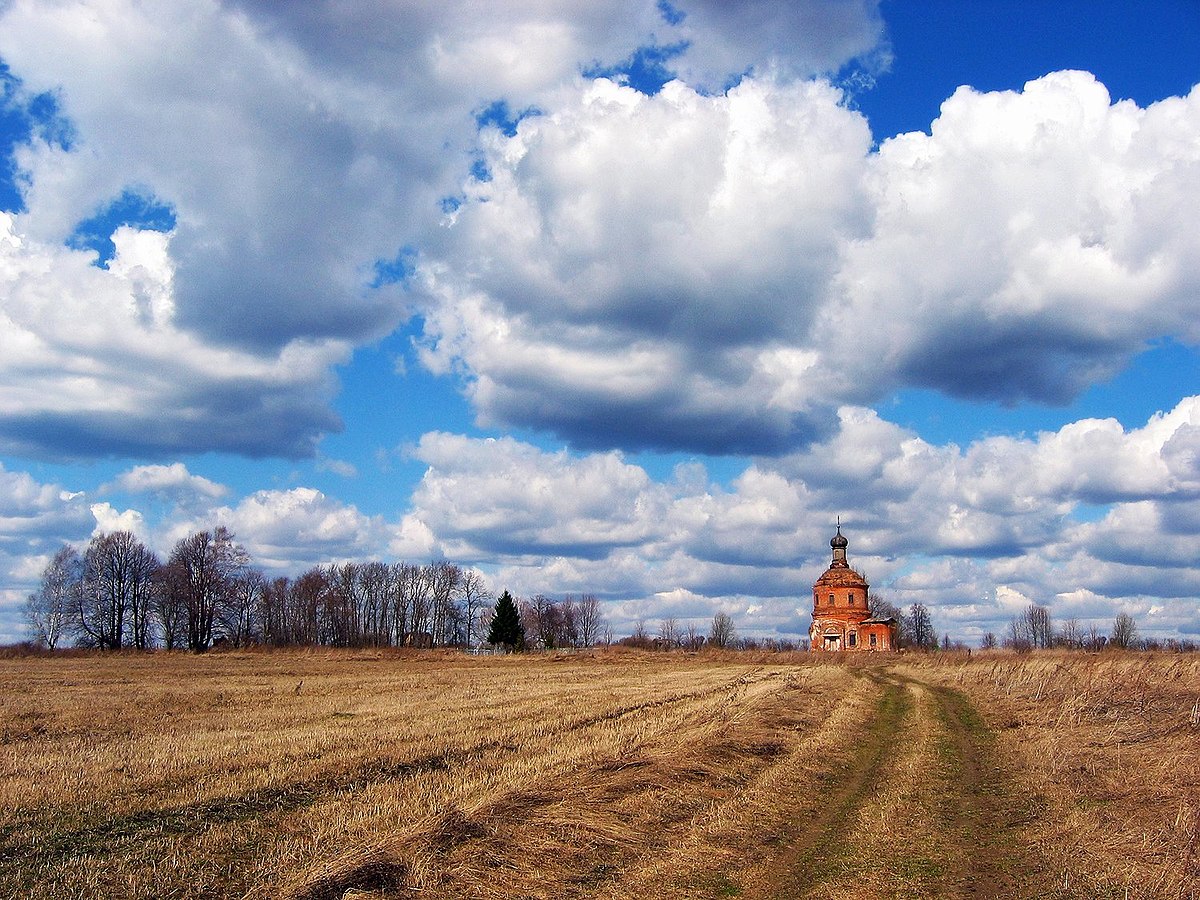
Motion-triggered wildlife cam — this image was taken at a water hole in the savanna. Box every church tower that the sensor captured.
[810,525,895,652]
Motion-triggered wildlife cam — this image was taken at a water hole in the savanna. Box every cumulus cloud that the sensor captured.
[0,464,93,640]
[3,395,1199,642]
[106,463,228,501]
[832,73,1200,407]
[0,0,884,461]
[173,487,395,572]
[409,432,671,559]
[417,75,872,452]
[419,71,1200,455]
[394,397,1200,639]
[0,215,345,458]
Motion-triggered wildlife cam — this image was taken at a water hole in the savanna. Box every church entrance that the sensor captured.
[823,632,842,650]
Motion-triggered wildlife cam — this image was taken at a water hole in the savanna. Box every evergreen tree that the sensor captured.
[488,590,525,652]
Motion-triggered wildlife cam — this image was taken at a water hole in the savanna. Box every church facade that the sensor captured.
[810,526,895,652]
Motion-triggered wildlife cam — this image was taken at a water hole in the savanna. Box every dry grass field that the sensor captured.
[1,649,1196,899]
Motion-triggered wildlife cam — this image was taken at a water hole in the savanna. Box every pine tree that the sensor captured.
[488,590,525,652]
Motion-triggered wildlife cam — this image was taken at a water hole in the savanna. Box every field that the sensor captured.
[1,650,1197,899]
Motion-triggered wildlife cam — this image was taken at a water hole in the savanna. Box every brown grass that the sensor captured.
[900,651,1200,899]
[1,649,1196,898]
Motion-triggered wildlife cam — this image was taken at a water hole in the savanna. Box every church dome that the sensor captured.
[830,527,848,550]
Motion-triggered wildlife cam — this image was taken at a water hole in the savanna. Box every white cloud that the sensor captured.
[89,502,148,540]
[0,464,93,641]
[107,463,228,500]
[418,75,872,452]
[409,432,670,559]
[4,395,1200,642]
[419,71,1200,454]
[394,396,1200,639]
[0,0,883,461]
[185,487,394,572]
[0,215,346,457]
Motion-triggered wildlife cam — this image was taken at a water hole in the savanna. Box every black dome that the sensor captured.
[831,526,848,549]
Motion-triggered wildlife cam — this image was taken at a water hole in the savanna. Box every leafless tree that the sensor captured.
[77,531,159,650]
[1111,612,1139,650]
[626,618,652,649]
[709,612,736,649]
[907,603,935,650]
[358,561,394,647]
[1056,617,1083,649]
[456,571,489,648]
[683,622,704,651]
[574,593,604,647]
[25,545,81,649]
[980,632,998,650]
[153,565,187,650]
[1026,604,1053,649]
[393,563,430,645]
[658,617,681,650]
[558,597,579,647]
[166,526,248,652]
[427,561,462,646]
[1005,616,1032,652]
[218,568,264,647]
[287,567,327,646]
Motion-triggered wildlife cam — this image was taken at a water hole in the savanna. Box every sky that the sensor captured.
[1,0,1199,646]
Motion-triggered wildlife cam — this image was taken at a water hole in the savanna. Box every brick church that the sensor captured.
[810,525,895,652]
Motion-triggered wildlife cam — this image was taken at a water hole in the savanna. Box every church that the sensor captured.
[810,525,895,652]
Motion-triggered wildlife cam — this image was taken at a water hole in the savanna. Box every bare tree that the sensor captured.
[521,594,565,649]
[358,561,394,647]
[25,545,81,649]
[1111,612,1139,650]
[456,569,492,650]
[1056,617,1083,649]
[394,563,430,645]
[218,568,264,647]
[558,597,579,648]
[427,561,462,646]
[166,526,248,653]
[868,593,901,620]
[153,565,187,650]
[1026,604,1053,649]
[77,531,159,650]
[574,594,604,647]
[709,612,736,649]
[908,603,935,650]
[658,617,681,650]
[287,568,327,646]
[626,618,652,649]
[683,622,704,651]
[1005,615,1032,652]
[980,632,998,650]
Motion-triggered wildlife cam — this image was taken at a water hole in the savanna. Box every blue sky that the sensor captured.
[1,0,1198,645]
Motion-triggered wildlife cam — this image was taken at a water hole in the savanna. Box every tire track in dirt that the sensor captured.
[745,669,1068,900]
[923,681,1062,899]
[741,675,912,900]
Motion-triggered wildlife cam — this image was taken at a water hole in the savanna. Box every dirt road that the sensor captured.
[594,666,1075,900]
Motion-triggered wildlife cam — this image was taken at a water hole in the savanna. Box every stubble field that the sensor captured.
[1,649,1197,899]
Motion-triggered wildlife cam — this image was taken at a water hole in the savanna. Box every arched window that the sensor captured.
[828,593,835,605]
[848,593,855,605]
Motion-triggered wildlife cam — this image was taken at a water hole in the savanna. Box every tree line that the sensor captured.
[24,529,1189,653]
[978,603,1193,652]
[22,528,504,652]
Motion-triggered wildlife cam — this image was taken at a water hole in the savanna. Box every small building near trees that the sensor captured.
[809,525,895,652]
